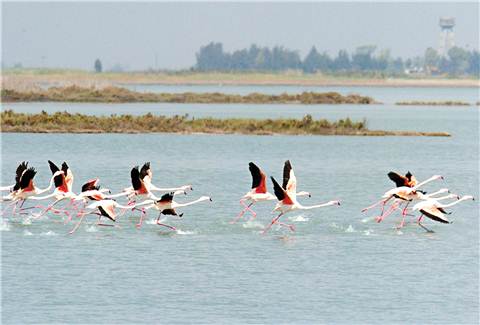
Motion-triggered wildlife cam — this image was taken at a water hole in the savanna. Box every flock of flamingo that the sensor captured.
[0,160,474,235]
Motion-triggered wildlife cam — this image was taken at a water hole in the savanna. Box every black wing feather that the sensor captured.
[61,162,69,175]
[271,176,285,201]
[248,162,262,189]
[388,172,407,187]
[48,160,59,174]
[130,166,142,191]
[140,162,151,180]
[13,161,28,191]
[19,167,36,190]
[282,160,292,190]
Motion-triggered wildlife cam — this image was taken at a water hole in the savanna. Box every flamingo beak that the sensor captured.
[209,198,213,202]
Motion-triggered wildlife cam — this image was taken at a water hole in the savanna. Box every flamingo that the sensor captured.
[139,192,212,231]
[121,162,192,196]
[1,161,29,196]
[361,174,444,220]
[69,199,137,234]
[29,161,79,219]
[1,161,30,214]
[412,195,475,232]
[7,166,63,215]
[231,161,311,224]
[262,176,340,234]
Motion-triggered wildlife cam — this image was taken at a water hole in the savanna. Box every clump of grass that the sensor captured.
[396,100,471,106]
[1,86,377,104]
[0,110,449,137]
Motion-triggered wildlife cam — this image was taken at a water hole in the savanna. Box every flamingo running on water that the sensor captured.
[139,192,212,231]
[412,195,475,232]
[361,173,444,221]
[262,176,340,234]
[69,199,137,234]
[231,161,311,224]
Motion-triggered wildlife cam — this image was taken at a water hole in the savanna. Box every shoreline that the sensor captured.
[3,71,479,90]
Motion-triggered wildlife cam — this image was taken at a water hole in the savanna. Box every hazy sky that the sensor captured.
[2,1,479,70]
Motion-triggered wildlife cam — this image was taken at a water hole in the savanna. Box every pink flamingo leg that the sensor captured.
[230,200,254,224]
[135,208,146,228]
[361,199,386,213]
[262,212,284,235]
[68,212,89,234]
[278,222,295,232]
[397,202,410,229]
[1,200,19,216]
[155,214,176,231]
[376,202,400,223]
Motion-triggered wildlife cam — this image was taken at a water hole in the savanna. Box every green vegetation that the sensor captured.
[0,110,450,137]
[396,100,471,106]
[1,86,377,104]
[195,42,480,77]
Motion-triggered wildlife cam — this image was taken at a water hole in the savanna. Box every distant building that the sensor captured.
[439,17,455,56]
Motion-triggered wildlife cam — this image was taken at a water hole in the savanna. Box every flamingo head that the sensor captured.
[461,195,475,201]
[330,200,341,206]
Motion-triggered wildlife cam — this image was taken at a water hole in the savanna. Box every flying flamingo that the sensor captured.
[1,161,29,195]
[69,199,137,234]
[412,195,475,232]
[6,166,63,216]
[122,162,192,196]
[262,176,340,234]
[231,161,311,224]
[29,161,80,219]
[139,192,212,231]
[361,173,444,221]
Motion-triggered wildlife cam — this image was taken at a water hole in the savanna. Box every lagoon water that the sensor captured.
[1,86,479,323]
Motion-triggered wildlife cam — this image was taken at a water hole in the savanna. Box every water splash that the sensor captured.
[289,215,309,222]
[23,230,33,236]
[40,231,57,236]
[0,220,10,231]
[345,225,356,233]
[242,220,264,229]
[176,229,196,235]
[22,218,32,225]
[85,225,98,233]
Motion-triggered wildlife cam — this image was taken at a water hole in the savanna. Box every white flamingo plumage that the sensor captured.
[412,195,475,232]
[231,161,311,224]
[138,192,212,230]
[262,176,340,234]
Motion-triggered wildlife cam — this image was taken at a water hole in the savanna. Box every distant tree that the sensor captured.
[195,42,226,71]
[94,59,102,73]
[424,48,440,74]
[352,45,376,70]
[302,46,321,73]
[448,47,470,75]
[333,50,351,71]
[467,50,480,76]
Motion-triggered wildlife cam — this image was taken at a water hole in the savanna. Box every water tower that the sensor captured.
[439,17,455,56]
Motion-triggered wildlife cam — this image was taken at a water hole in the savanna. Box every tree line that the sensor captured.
[194,42,479,76]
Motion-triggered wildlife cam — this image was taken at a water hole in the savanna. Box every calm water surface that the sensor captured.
[1,88,479,324]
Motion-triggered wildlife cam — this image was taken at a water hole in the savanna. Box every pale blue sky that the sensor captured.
[2,2,479,70]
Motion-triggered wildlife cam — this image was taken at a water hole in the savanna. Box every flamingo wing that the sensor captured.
[388,171,409,187]
[62,162,74,191]
[48,160,60,174]
[131,166,147,194]
[249,162,267,193]
[81,178,99,192]
[19,167,36,191]
[13,161,28,191]
[157,192,174,204]
[282,160,297,194]
[420,206,450,224]
[405,171,418,187]
[271,176,293,205]
[161,208,178,216]
[98,202,116,222]
[140,162,152,182]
